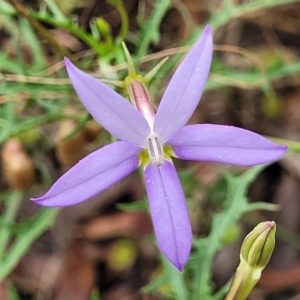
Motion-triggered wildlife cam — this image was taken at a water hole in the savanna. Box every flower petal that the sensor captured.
[144,161,192,271]
[168,124,287,166]
[154,25,213,143]
[65,58,150,146]
[32,142,141,207]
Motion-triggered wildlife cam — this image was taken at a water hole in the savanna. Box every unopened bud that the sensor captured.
[240,221,276,268]
[122,42,155,127]
[225,221,276,300]
[125,78,155,126]
[1,138,35,190]
[95,17,112,38]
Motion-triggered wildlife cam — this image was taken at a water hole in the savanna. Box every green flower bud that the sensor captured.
[225,221,276,300]
[95,17,112,38]
[240,221,276,268]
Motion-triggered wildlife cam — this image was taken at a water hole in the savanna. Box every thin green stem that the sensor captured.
[160,0,300,78]
[0,191,23,257]
[108,0,129,42]
[136,0,171,59]
[7,0,76,64]
[192,166,266,299]
[208,0,300,35]
[1,1,103,56]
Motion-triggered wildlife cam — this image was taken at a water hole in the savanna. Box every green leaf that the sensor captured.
[136,0,171,58]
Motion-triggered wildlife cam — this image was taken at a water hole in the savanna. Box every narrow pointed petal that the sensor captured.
[168,124,287,166]
[154,26,213,143]
[32,142,140,207]
[65,58,150,146]
[144,161,192,271]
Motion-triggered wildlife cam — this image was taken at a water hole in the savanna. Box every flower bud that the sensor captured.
[122,41,155,127]
[225,221,276,300]
[125,78,155,127]
[240,221,276,268]
[95,17,112,39]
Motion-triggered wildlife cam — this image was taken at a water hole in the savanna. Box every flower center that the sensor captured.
[147,135,163,166]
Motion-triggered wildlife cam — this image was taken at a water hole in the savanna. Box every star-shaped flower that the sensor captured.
[33,26,287,271]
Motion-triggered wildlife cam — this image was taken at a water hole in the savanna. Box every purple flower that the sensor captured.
[32,26,287,271]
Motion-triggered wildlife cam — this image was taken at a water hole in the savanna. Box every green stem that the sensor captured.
[108,0,129,42]
[161,0,300,78]
[136,0,171,59]
[210,0,299,39]
[0,191,23,257]
[192,166,266,299]
[225,262,261,300]
[0,1,103,56]
[7,0,76,63]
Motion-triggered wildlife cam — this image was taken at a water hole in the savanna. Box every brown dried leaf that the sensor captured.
[55,107,88,169]
[77,211,152,240]
[259,262,300,292]
[1,138,35,190]
[54,247,95,300]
